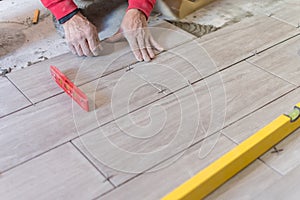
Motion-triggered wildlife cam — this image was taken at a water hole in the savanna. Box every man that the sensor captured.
[41,0,164,62]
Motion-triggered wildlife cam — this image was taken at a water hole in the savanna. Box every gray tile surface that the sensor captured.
[73,61,294,186]
[0,77,31,118]
[205,159,281,200]
[197,15,298,70]
[0,94,76,172]
[248,35,300,86]
[222,88,300,176]
[255,163,300,200]
[267,0,300,27]
[0,143,113,200]
[223,89,300,144]
[0,70,158,172]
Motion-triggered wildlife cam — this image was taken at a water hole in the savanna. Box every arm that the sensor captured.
[40,0,101,57]
[108,0,163,62]
[113,0,163,62]
[40,0,78,20]
[127,0,156,19]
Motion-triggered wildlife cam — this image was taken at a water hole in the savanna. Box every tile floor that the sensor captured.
[1,0,300,199]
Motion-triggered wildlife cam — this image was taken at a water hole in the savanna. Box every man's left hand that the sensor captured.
[108,9,164,62]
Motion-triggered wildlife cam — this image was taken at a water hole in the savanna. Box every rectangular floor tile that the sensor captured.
[222,88,300,175]
[266,0,300,27]
[205,159,281,200]
[73,61,293,186]
[255,164,300,200]
[197,15,298,69]
[248,35,300,86]
[0,143,113,200]
[260,128,300,175]
[7,21,195,103]
[98,134,236,200]
[0,94,75,172]
[0,77,31,118]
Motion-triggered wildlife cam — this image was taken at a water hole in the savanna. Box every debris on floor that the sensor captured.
[166,20,218,37]
[0,67,11,76]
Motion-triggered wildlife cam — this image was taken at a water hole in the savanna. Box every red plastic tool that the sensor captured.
[50,66,89,112]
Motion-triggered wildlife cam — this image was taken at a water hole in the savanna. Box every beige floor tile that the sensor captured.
[260,128,300,175]
[222,88,300,175]
[255,164,300,200]
[205,160,281,200]
[0,143,113,200]
[248,35,300,86]
[197,15,298,69]
[266,0,300,27]
[0,94,75,172]
[223,89,300,143]
[0,77,31,118]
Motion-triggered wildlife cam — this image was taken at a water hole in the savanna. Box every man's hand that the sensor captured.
[63,12,102,57]
[109,9,164,62]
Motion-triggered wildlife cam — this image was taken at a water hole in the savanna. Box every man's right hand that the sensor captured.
[63,12,102,57]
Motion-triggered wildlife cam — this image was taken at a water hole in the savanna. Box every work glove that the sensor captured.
[107,9,164,62]
[63,12,102,57]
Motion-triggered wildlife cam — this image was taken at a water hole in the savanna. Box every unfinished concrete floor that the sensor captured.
[1,0,300,199]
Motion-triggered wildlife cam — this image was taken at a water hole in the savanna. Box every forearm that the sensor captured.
[127,0,156,18]
[40,0,78,20]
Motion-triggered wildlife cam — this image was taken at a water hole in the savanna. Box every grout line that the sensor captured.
[76,65,133,88]
[32,91,64,105]
[254,33,300,55]
[94,133,218,199]
[270,15,300,28]
[91,187,117,200]
[258,157,284,176]
[220,86,300,132]
[246,60,298,87]
[6,76,34,105]
[70,141,117,188]
[96,131,230,200]
[131,70,163,92]
[0,140,71,174]
[0,104,32,119]
[220,130,239,145]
